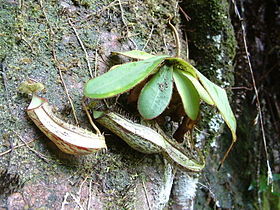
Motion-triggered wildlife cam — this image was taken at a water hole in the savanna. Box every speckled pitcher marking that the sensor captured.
[27,95,107,155]
[95,111,205,172]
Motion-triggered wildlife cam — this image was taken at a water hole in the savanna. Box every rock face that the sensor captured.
[4,0,274,209]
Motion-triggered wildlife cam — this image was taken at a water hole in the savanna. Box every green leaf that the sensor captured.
[173,68,200,120]
[196,70,237,141]
[113,50,158,60]
[166,57,197,77]
[178,70,214,105]
[138,65,173,119]
[84,55,168,98]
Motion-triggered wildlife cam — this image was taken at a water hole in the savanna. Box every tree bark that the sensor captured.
[3,0,273,209]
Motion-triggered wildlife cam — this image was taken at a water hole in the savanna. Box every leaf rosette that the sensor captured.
[84,50,236,142]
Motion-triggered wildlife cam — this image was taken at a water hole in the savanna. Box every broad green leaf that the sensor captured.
[138,65,173,119]
[173,68,200,120]
[196,70,237,141]
[109,64,122,71]
[84,55,168,98]
[113,50,158,60]
[166,57,197,77]
[178,70,214,105]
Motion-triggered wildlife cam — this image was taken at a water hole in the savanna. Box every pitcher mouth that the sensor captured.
[27,95,47,111]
